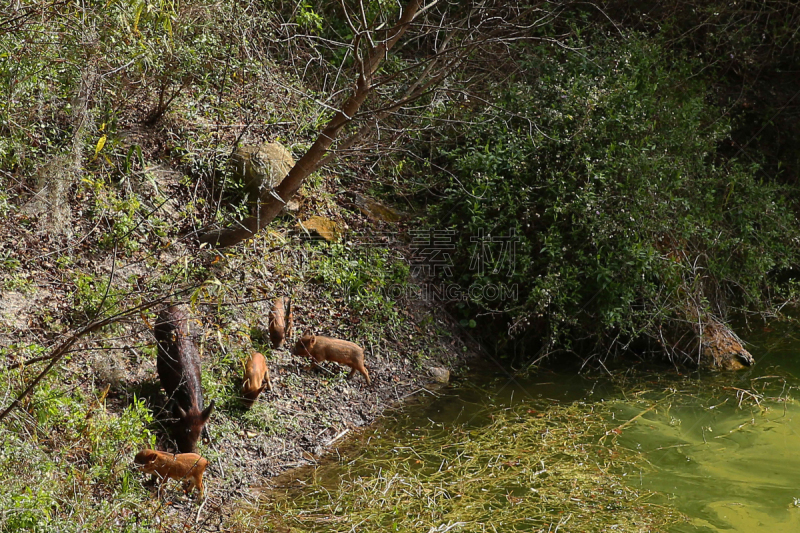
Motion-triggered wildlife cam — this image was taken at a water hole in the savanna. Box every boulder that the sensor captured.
[229,143,294,196]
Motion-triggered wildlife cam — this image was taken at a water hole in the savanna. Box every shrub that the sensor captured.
[309,242,409,337]
[428,33,800,362]
[0,372,156,532]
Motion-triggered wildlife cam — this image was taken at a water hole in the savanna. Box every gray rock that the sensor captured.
[428,366,450,384]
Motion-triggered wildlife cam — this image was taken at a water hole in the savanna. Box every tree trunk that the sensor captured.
[198,0,422,248]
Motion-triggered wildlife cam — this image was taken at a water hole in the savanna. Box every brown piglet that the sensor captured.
[241,351,271,408]
[268,297,292,348]
[292,332,371,385]
[134,449,209,496]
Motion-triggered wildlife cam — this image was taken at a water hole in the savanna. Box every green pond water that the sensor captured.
[260,324,800,532]
[612,323,800,532]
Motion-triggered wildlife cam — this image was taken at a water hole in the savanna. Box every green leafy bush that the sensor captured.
[429,33,800,362]
[0,372,155,532]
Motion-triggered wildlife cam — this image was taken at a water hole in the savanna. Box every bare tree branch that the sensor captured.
[0,291,192,424]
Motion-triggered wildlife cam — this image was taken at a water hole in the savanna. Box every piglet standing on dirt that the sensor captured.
[154,305,214,453]
[268,297,292,348]
[292,332,371,385]
[134,449,208,496]
[241,351,271,408]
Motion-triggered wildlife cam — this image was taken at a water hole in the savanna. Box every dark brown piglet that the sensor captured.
[154,305,214,453]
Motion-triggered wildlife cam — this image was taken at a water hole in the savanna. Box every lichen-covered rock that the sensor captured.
[298,216,341,242]
[229,143,294,196]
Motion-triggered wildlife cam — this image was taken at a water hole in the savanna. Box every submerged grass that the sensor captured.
[233,389,684,532]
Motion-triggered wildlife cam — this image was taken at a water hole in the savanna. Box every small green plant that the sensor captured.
[296,3,324,34]
[100,194,143,251]
[242,402,284,435]
[71,272,125,322]
[0,380,156,532]
[309,243,409,336]
[2,273,34,293]
[0,191,13,219]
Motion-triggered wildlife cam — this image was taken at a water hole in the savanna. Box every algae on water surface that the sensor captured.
[236,381,684,532]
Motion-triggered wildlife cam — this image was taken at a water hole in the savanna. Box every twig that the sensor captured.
[605,402,659,436]
[196,494,208,523]
[5,353,57,370]
[325,428,350,447]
